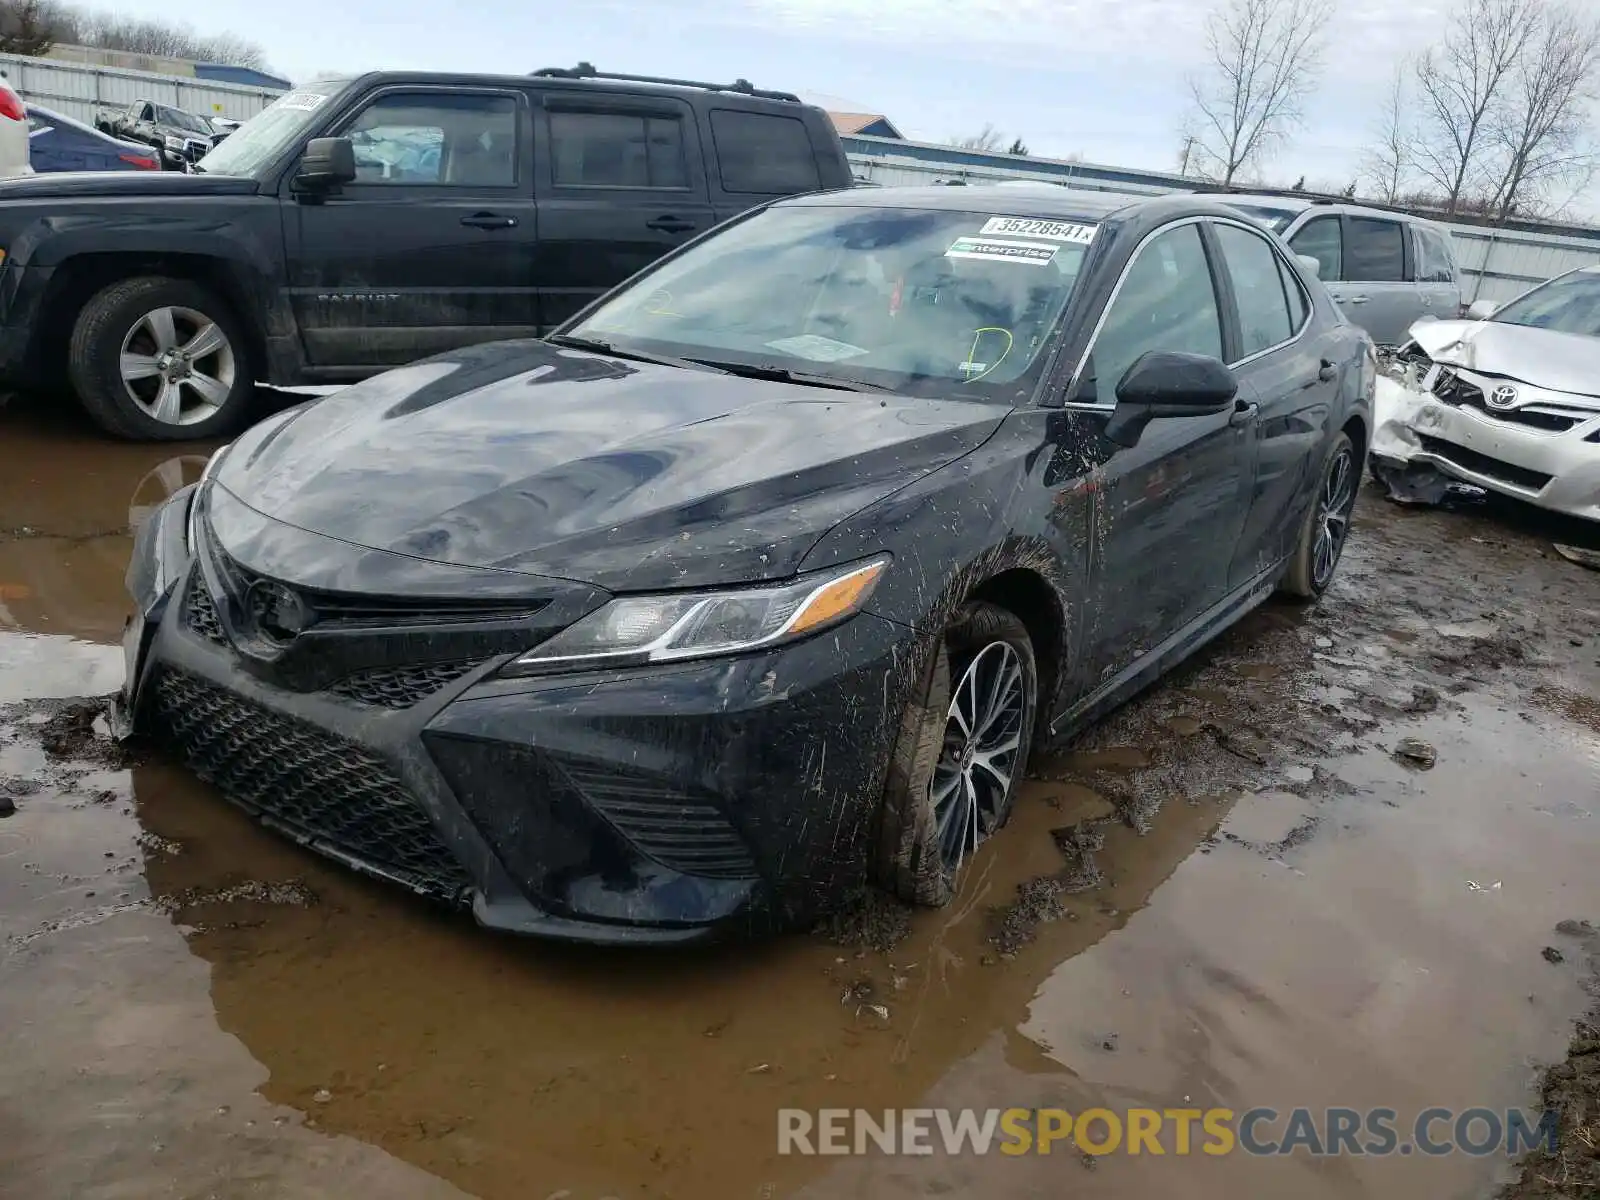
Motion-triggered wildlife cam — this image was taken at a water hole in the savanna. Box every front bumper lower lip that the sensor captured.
[1401,395,1600,521]
[120,490,917,944]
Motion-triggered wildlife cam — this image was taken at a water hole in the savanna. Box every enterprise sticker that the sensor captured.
[946,237,1057,266]
[979,217,1098,244]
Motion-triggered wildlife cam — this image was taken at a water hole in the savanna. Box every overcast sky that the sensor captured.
[102,0,1569,193]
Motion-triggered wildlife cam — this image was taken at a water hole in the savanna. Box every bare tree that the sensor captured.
[1359,64,1414,203]
[949,124,1005,153]
[73,11,267,68]
[1184,0,1333,184]
[1006,136,1029,156]
[0,0,75,55]
[1484,2,1600,220]
[1412,0,1538,212]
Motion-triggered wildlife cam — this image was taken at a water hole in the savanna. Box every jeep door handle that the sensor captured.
[646,216,697,234]
[461,212,517,229]
[1229,399,1259,426]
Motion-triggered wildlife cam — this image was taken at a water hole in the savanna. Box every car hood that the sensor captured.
[214,340,1011,591]
[1408,317,1600,398]
[0,171,255,198]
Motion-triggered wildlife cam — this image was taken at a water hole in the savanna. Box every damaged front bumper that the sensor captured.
[1373,365,1600,521]
[119,489,919,943]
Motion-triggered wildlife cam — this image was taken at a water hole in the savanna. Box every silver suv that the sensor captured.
[1206,195,1462,345]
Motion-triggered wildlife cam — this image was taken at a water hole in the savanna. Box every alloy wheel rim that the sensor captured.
[930,640,1027,872]
[119,305,235,426]
[1312,447,1355,588]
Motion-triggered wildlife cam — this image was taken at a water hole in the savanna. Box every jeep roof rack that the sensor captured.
[530,62,801,103]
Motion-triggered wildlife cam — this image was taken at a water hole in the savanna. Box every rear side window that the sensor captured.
[710,109,821,194]
[1344,217,1406,282]
[549,109,687,189]
[1279,256,1310,327]
[1414,227,1457,283]
[1214,223,1293,357]
[1288,217,1342,282]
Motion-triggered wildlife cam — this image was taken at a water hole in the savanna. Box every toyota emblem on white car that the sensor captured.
[1488,385,1519,409]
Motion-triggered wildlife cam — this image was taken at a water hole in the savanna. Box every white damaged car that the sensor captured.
[1381,266,1600,521]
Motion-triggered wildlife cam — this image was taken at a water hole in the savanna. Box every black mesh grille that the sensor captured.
[329,661,486,709]
[152,669,471,904]
[1418,436,1554,492]
[184,579,225,644]
[559,759,759,880]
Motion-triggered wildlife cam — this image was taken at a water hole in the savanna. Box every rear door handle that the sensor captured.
[461,212,517,230]
[1319,358,1337,381]
[1229,399,1259,427]
[646,216,697,234]
[1343,295,1370,304]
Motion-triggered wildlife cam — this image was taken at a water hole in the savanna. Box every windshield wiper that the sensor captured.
[545,333,728,374]
[683,359,900,394]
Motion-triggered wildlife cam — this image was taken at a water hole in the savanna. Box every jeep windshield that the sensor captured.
[195,80,348,177]
[563,204,1096,401]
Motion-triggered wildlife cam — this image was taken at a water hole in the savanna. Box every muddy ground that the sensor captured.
[2,395,1598,1200]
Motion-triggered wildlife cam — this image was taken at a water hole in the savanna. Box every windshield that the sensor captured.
[1222,203,1297,232]
[196,81,347,177]
[159,106,213,134]
[1491,269,1600,339]
[566,205,1097,399]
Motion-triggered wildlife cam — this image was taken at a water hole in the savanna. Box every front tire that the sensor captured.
[68,276,255,441]
[876,602,1038,907]
[1279,431,1358,600]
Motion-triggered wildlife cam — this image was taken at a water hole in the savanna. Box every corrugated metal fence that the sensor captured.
[844,135,1600,305]
[0,51,285,125]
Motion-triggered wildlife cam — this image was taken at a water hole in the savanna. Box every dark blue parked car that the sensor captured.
[26,104,159,172]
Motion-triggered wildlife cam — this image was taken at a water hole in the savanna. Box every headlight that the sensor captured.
[185,443,231,549]
[164,134,184,149]
[504,557,889,676]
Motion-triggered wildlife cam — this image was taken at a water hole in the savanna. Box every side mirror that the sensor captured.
[1104,351,1239,448]
[294,136,356,192]
[1466,298,1498,321]
[1295,253,1323,279]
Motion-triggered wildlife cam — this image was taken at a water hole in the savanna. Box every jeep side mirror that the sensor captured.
[295,137,356,192]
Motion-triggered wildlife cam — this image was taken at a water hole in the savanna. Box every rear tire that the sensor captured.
[1279,431,1358,601]
[68,275,255,442]
[875,602,1038,907]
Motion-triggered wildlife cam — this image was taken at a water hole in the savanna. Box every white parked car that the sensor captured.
[1384,266,1600,522]
[0,76,32,178]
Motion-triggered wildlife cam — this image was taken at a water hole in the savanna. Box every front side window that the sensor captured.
[1344,217,1406,282]
[710,109,821,195]
[341,92,517,186]
[1215,223,1294,357]
[570,204,1095,399]
[1288,217,1342,282]
[1491,269,1600,338]
[1080,223,1223,403]
[548,109,687,188]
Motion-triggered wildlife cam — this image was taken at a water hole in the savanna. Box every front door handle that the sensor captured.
[1319,358,1337,381]
[1342,295,1370,304]
[461,212,517,230]
[646,216,697,234]
[1229,399,1259,427]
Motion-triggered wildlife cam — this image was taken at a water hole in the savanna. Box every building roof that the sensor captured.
[827,111,904,139]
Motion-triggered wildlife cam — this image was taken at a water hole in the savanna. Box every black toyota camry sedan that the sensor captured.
[117,186,1374,943]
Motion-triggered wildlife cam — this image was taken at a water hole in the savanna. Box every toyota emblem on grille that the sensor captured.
[1488,385,1519,409]
[245,580,312,642]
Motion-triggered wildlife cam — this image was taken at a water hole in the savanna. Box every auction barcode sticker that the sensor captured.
[979,217,1098,244]
[946,237,1057,266]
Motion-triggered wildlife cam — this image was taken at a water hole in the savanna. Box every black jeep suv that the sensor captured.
[0,64,852,440]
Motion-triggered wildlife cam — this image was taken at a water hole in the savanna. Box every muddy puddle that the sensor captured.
[3,402,1599,1200]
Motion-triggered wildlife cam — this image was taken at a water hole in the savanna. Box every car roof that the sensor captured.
[345,69,814,111]
[1201,192,1444,226]
[780,184,1265,229]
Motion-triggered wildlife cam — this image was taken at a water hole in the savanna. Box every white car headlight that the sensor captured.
[505,557,889,676]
